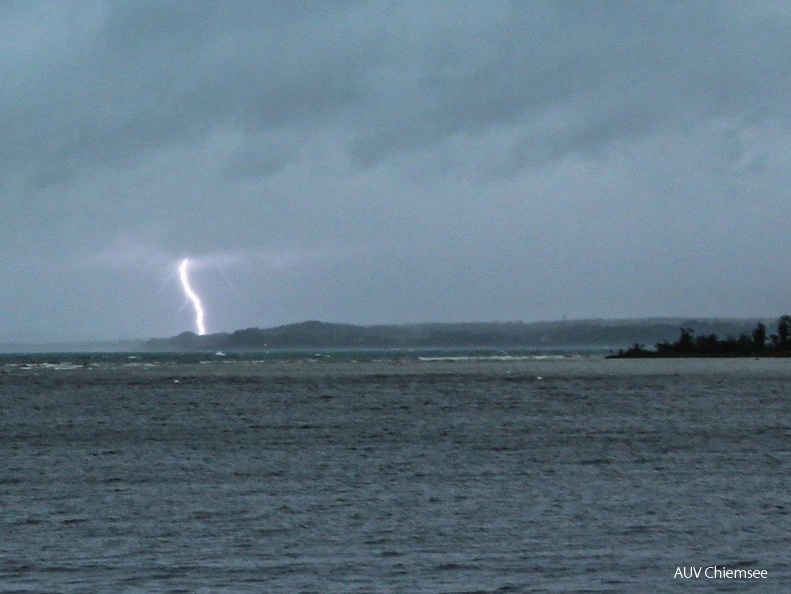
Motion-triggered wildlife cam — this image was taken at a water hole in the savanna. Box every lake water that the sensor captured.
[1,353,790,591]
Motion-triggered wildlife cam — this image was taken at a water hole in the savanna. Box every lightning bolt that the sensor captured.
[179,258,206,335]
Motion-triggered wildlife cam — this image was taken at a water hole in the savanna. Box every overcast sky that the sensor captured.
[3,0,791,341]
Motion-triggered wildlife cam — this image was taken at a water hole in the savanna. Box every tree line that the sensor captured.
[612,316,791,358]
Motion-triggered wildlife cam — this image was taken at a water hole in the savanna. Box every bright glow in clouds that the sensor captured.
[179,258,206,335]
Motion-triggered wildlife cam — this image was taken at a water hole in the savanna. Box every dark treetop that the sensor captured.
[610,316,791,358]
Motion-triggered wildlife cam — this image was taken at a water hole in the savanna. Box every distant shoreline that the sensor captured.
[608,316,791,358]
[608,351,791,359]
[142,319,774,353]
[2,317,783,354]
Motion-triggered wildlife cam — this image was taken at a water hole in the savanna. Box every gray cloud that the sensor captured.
[3,0,791,341]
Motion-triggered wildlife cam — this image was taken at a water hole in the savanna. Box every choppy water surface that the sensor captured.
[1,355,790,592]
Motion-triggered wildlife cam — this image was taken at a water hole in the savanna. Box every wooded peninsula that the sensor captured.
[609,315,791,358]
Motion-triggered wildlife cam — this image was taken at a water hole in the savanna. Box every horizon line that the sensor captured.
[1,314,784,349]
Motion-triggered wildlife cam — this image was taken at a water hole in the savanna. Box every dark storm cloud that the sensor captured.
[4,1,790,185]
[352,2,791,168]
[3,0,791,341]
[1,1,372,188]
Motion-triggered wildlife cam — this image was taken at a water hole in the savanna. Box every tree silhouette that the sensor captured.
[678,327,695,353]
[752,322,767,351]
[778,316,791,350]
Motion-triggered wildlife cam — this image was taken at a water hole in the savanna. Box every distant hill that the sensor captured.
[144,318,773,351]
